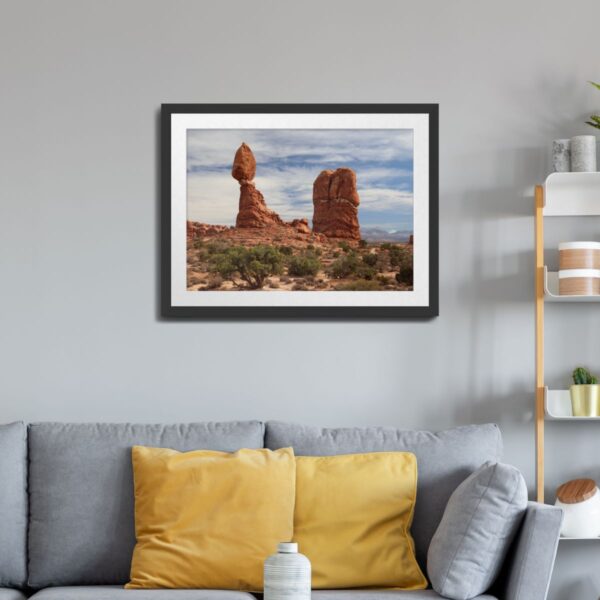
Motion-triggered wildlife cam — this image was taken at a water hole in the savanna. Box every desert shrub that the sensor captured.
[380,242,393,251]
[362,253,378,267]
[209,245,283,289]
[329,253,360,278]
[355,264,377,280]
[335,279,381,291]
[278,245,294,256]
[332,251,340,259]
[288,255,321,277]
[205,274,223,290]
[188,275,203,286]
[389,245,413,269]
[396,264,413,285]
[338,241,351,253]
[359,239,368,248]
[307,243,315,250]
[377,275,391,285]
[206,240,229,255]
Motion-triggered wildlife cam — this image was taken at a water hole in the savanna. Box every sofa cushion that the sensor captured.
[27,421,265,588]
[28,587,257,600]
[127,447,296,590]
[265,421,502,570]
[311,591,497,600]
[427,462,528,599]
[294,453,426,589]
[0,422,27,588]
[0,590,27,600]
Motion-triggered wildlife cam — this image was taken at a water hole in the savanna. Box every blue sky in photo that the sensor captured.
[187,129,413,234]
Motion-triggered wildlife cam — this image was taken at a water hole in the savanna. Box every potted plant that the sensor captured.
[571,367,600,417]
[586,82,600,130]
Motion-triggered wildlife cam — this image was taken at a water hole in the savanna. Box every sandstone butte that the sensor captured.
[312,168,361,240]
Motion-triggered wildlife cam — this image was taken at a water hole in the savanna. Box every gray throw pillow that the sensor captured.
[427,461,528,600]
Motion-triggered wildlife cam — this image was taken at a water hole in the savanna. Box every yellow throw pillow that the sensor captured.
[293,452,427,590]
[127,446,296,591]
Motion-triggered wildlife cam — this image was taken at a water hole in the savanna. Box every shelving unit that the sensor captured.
[545,388,600,420]
[544,267,600,302]
[535,172,600,538]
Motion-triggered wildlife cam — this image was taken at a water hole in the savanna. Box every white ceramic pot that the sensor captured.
[264,542,311,600]
[555,487,600,538]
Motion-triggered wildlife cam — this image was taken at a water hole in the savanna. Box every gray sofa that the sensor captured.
[0,421,561,600]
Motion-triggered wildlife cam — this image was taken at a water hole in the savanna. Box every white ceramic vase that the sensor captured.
[555,487,600,538]
[264,543,311,600]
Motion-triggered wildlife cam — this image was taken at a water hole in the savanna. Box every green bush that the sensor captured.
[389,245,412,269]
[330,253,359,278]
[359,239,368,248]
[356,264,377,280]
[209,245,284,289]
[362,253,378,267]
[288,255,321,277]
[278,245,294,256]
[338,241,351,253]
[395,264,413,285]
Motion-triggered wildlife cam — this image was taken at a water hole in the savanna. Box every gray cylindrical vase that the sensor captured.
[264,542,311,600]
[570,135,597,172]
[552,139,571,172]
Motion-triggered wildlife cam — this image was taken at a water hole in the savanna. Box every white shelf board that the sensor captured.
[544,267,600,302]
[543,172,600,216]
[545,387,600,420]
[559,536,600,541]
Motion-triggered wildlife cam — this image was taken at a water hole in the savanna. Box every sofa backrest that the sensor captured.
[265,421,503,571]
[0,422,27,588]
[27,421,265,588]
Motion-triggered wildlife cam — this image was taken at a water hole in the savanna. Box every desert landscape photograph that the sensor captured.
[186,129,414,292]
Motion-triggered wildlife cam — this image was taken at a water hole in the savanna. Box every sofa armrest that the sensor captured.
[498,501,562,600]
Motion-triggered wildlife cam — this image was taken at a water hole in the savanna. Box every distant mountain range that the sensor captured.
[361,227,413,242]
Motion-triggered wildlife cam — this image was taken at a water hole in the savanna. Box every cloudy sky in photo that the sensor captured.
[187,129,413,234]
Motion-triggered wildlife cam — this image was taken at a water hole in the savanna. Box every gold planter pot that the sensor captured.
[570,385,600,417]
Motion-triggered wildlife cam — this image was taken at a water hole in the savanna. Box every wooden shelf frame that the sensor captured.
[535,173,600,502]
[535,185,545,502]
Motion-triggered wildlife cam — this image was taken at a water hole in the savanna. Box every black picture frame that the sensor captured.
[161,104,438,319]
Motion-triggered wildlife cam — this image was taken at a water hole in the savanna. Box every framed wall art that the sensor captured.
[162,104,438,318]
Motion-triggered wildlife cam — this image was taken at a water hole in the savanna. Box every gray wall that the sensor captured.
[1,1,599,597]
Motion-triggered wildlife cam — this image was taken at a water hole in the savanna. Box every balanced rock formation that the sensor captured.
[232,143,284,228]
[312,168,360,240]
[231,143,256,182]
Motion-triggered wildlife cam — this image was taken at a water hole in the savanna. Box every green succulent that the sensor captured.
[586,81,600,130]
[572,367,598,385]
